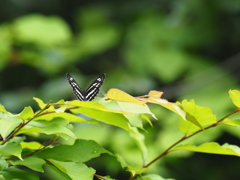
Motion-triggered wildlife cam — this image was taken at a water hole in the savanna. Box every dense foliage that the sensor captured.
[1,89,240,180]
[0,1,240,179]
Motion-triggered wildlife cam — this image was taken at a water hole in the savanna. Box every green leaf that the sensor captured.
[113,101,157,119]
[115,154,128,168]
[0,106,7,113]
[0,113,22,139]
[229,89,240,108]
[127,165,147,176]
[0,138,23,160]
[33,97,47,109]
[141,95,186,121]
[94,99,154,127]
[31,117,69,126]
[117,101,157,123]
[17,106,34,120]
[49,159,95,180]
[55,106,67,113]
[71,107,134,132]
[118,102,156,118]
[0,167,39,180]
[137,174,175,180]
[46,163,72,180]
[178,100,217,134]
[68,99,153,118]
[130,128,148,165]
[222,118,240,126]
[41,124,75,139]
[124,114,143,128]
[37,139,111,162]
[106,88,146,105]
[33,97,53,110]
[55,99,68,113]
[20,141,42,150]
[0,159,8,171]
[56,99,67,105]
[33,112,89,123]
[172,142,240,156]
[11,156,45,172]
[68,100,107,110]
[19,118,76,139]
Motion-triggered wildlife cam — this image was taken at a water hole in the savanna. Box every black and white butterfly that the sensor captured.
[66,73,106,101]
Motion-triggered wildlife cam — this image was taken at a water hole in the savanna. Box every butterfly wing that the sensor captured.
[66,73,86,101]
[85,74,106,101]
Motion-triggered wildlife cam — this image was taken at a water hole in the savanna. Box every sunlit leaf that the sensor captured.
[127,165,147,176]
[141,114,153,127]
[33,112,88,123]
[137,91,184,119]
[68,99,151,120]
[20,141,42,150]
[17,106,34,120]
[229,89,240,108]
[68,100,107,110]
[124,114,143,128]
[33,97,53,110]
[0,113,22,139]
[107,88,146,105]
[33,97,47,109]
[117,102,157,120]
[56,99,66,105]
[147,90,163,98]
[55,106,68,113]
[0,106,7,113]
[178,100,216,134]
[70,107,134,132]
[99,100,155,126]
[172,142,240,156]
[221,118,240,126]
[55,99,68,113]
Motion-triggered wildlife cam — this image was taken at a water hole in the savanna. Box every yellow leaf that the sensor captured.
[148,90,163,98]
[106,88,146,105]
[137,95,185,120]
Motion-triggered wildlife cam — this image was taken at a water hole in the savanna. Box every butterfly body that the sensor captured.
[66,73,106,101]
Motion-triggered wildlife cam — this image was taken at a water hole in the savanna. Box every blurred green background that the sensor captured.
[0,0,240,179]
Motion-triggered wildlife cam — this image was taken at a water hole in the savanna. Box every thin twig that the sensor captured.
[1,101,52,145]
[129,108,240,180]
[94,174,108,180]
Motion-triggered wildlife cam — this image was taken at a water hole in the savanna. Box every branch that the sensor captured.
[1,101,52,145]
[129,108,240,180]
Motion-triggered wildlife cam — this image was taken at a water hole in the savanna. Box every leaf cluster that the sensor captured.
[0,89,240,180]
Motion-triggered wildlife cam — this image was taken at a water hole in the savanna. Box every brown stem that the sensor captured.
[129,108,240,180]
[1,101,52,145]
[94,174,108,180]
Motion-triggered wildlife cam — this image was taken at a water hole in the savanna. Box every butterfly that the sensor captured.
[66,73,106,101]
